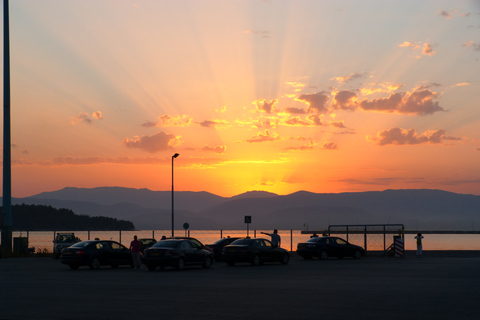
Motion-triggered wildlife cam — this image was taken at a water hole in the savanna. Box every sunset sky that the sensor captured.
[2,0,480,198]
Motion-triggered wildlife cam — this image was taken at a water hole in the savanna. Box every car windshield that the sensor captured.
[71,241,93,248]
[230,239,253,246]
[306,237,326,244]
[152,241,179,248]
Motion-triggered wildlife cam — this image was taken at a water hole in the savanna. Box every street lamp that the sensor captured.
[171,153,179,237]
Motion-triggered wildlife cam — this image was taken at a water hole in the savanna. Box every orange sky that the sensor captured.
[2,0,480,197]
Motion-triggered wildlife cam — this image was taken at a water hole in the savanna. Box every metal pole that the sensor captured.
[1,0,13,255]
[171,153,179,237]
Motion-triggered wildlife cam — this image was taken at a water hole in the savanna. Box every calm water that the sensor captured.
[11,229,480,253]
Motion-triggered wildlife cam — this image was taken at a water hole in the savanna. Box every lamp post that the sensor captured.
[171,153,179,237]
[1,0,13,255]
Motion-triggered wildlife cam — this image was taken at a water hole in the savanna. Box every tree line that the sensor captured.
[1,204,135,231]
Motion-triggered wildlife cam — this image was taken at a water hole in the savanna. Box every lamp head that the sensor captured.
[172,153,180,158]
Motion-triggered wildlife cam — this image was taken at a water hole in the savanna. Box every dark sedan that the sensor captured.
[297,236,364,260]
[60,240,133,270]
[142,239,214,271]
[222,238,290,266]
[207,237,240,261]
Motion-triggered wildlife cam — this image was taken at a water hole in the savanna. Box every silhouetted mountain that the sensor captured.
[3,187,479,231]
[31,187,227,212]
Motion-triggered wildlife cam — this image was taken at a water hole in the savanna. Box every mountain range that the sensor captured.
[5,187,480,231]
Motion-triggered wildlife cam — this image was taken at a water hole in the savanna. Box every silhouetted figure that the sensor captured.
[129,235,142,269]
[261,229,281,247]
[161,235,167,240]
[310,233,319,238]
[415,233,424,257]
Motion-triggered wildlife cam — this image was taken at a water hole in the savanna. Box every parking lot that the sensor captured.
[1,251,479,320]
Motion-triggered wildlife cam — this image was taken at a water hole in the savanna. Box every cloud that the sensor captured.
[286,82,307,92]
[398,41,417,48]
[122,131,181,153]
[463,41,480,51]
[295,92,330,114]
[398,41,435,56]
[197,119,230,128]
[283,117,312,127]
[282,107,307,114]
[332,90,358,111]
[71,111,103,125]
[284,140,316,151]
[331,72,365,83]
[245,130,280,143]
[359,89,444,115]
[142,114,193,127]
[253,99,278,114]
[322,142,338,150]
[330,121,346,128]
[202,145,226,154]
[422,43,436,56]
[367,127,461,146]
[438,10,451,19]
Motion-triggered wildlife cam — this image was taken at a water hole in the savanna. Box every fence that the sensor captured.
[3,228,480,254]
[4,229,312,254]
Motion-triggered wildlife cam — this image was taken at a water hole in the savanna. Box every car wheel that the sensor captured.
[89,257,101,270]
[147,265,157,271]
[202,257,212,269]
[251,254,261,266]
[226,261,235,266]
[319,251,328,260]
[280,253,290,265]
[69,264,79,270]
[176,258,185,271]
[353,250,362,259]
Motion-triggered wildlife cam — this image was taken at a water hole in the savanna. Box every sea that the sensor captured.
[10,229,480,253]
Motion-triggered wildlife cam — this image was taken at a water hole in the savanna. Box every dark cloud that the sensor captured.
[122,131,181,153]
[368,127,460,146]
[296,92,329,114]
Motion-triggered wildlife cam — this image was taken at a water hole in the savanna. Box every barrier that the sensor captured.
[394,237,404,258]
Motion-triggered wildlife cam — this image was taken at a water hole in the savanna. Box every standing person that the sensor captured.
[261,229,281,247]
[414,233,424,258]
[129,235,142,269]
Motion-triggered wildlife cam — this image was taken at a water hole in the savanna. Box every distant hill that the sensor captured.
[3,187,479,231]
[4,204,134,231]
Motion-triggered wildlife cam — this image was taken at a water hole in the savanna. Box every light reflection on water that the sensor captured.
[13,230,480,252]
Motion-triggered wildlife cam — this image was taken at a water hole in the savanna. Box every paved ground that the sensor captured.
[1,251,479,320]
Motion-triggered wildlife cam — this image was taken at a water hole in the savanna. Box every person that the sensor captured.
[129,235,142,269]
[261,229,281,247]
[161,235,167,240]
[414,233,424,257]
[310,233,319,238]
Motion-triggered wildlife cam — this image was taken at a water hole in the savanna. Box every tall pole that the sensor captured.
[1,0,13,255]
[171,153,179,237]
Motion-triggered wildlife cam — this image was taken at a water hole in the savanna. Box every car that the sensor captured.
[60,240,133,270]
[138,238,156,253]
[53,233,81,259]
[165,237,214,253]
[142,239,214,271]
[222,238,290,266]
[206,237,240,261]
[296,236,364,260]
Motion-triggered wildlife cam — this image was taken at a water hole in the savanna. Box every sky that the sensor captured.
[1,0,480,198]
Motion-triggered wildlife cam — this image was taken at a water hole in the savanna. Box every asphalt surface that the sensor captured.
[1,251,479,320]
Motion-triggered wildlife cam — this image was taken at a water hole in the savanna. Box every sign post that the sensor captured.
[244,216,252,238]
[183,222,189,237]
